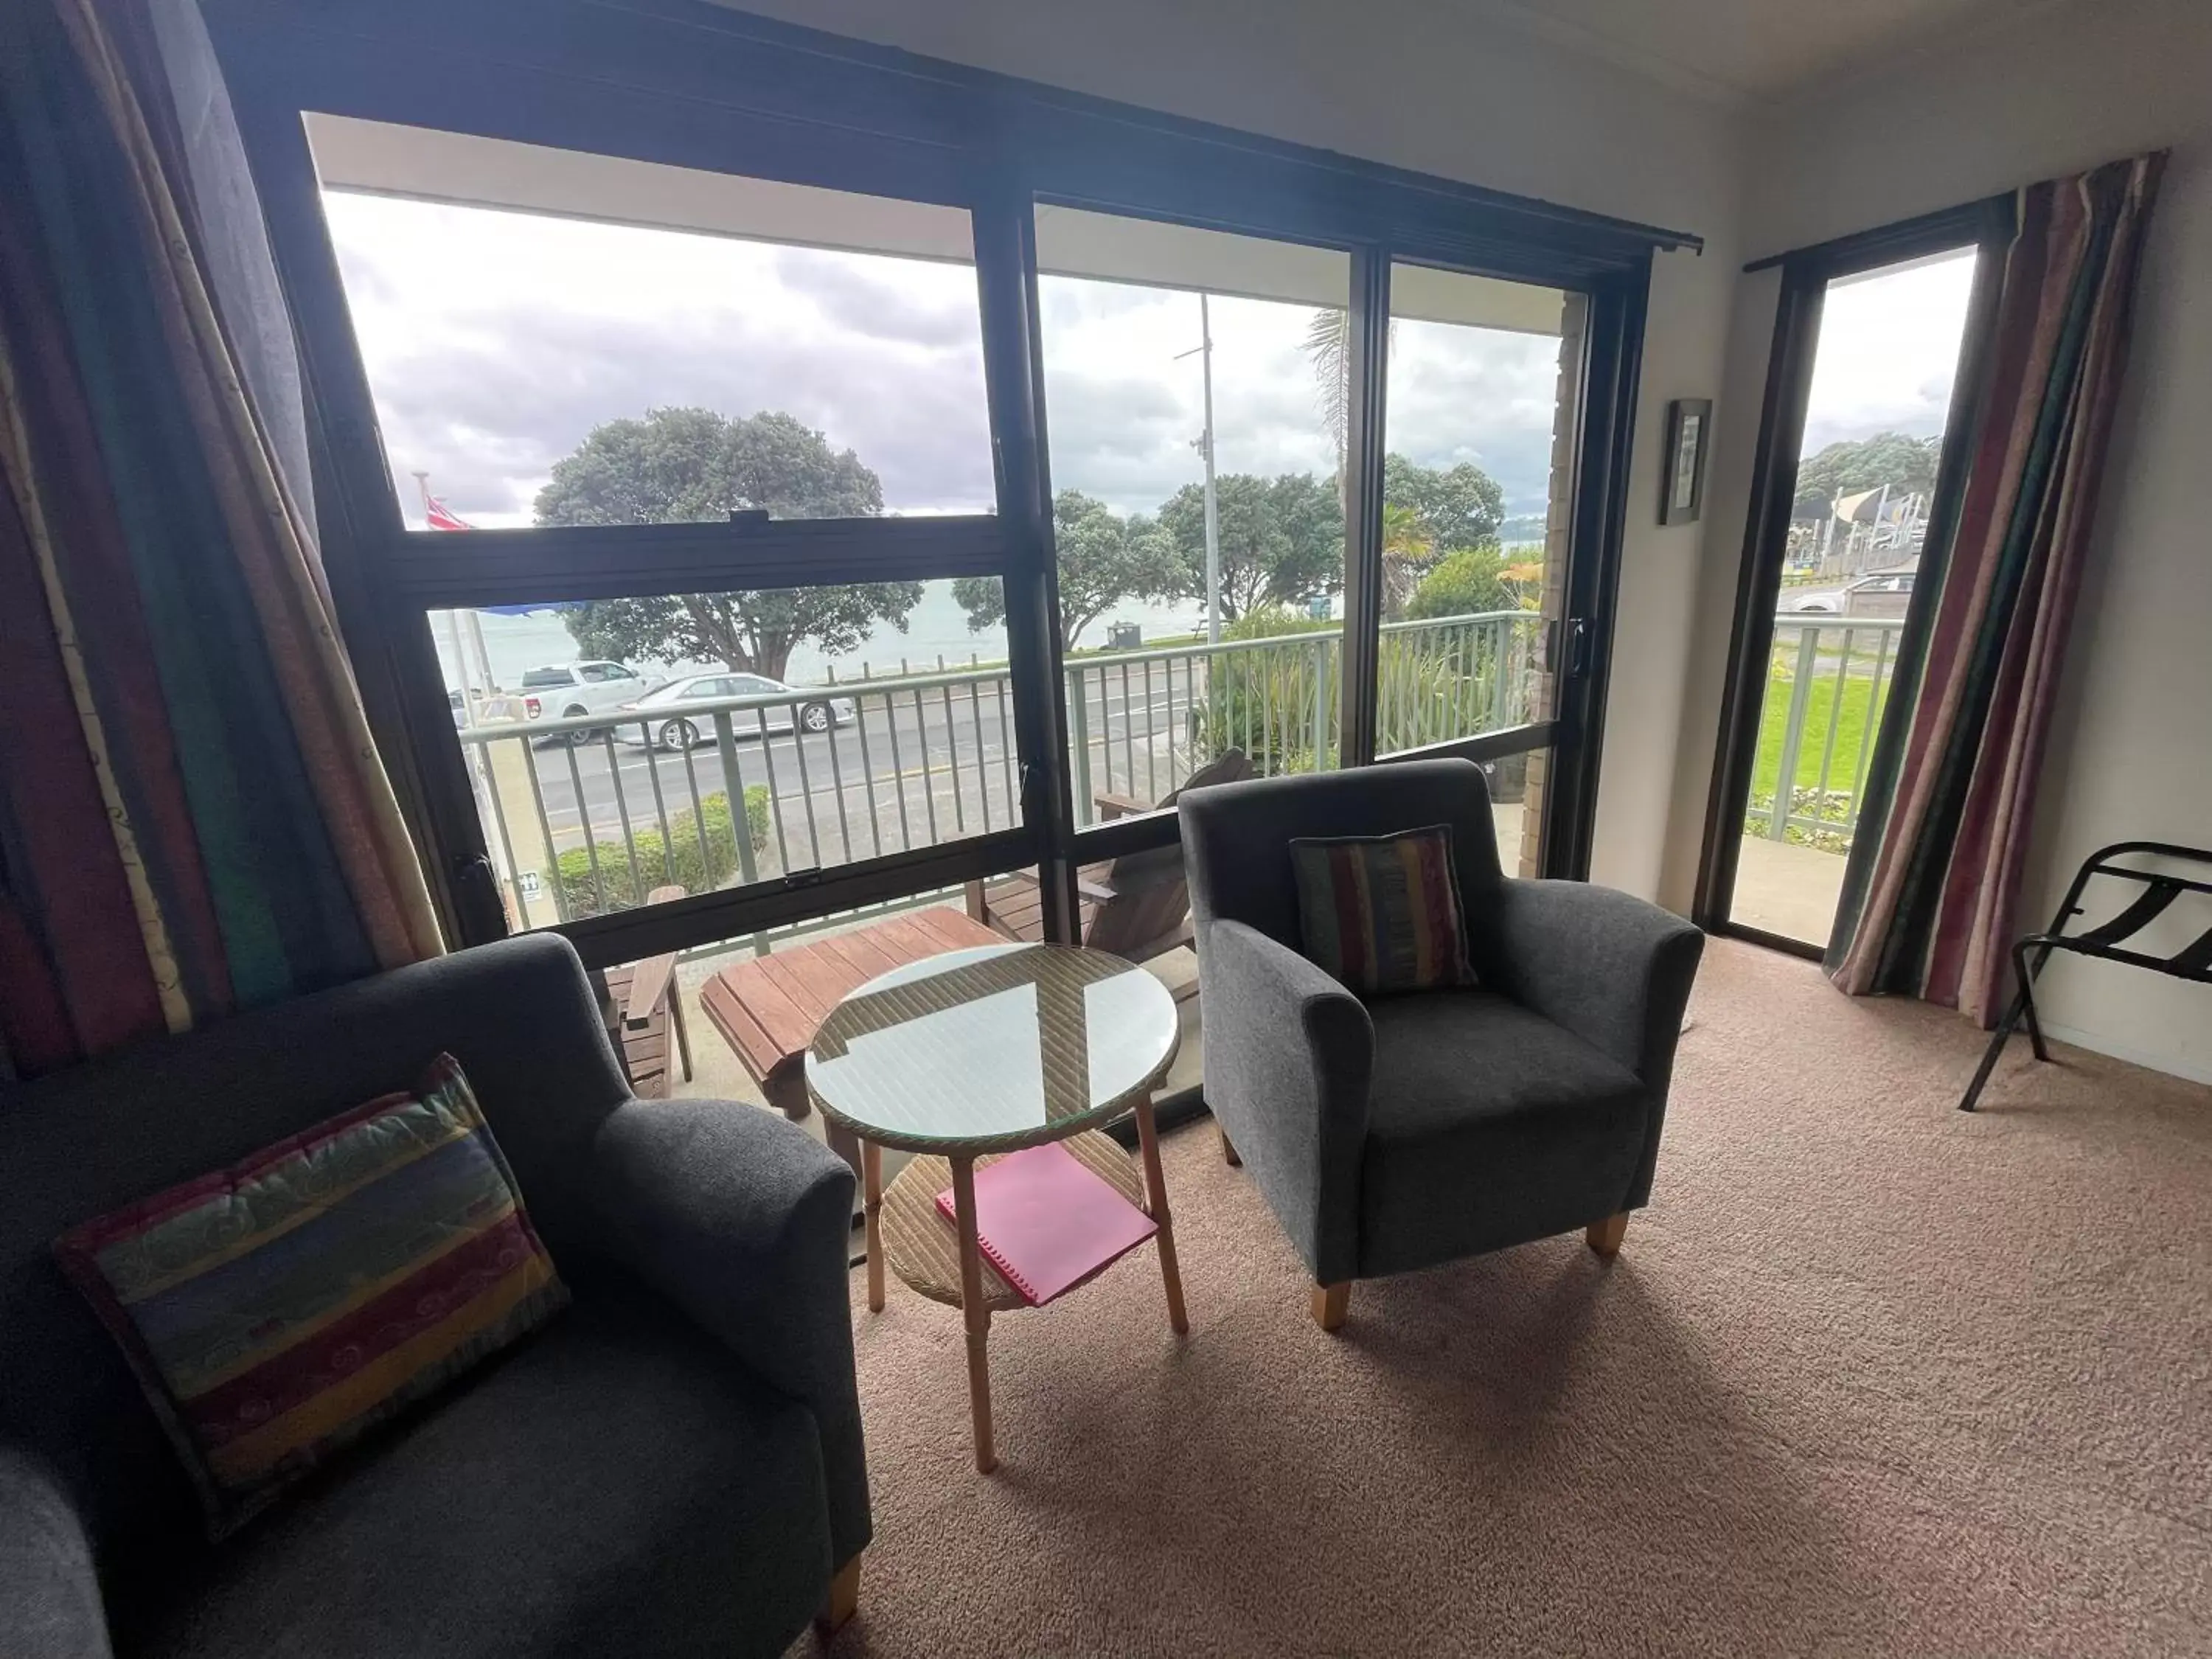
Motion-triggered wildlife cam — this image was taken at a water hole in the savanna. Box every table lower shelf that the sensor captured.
[876,1128,1148,1313]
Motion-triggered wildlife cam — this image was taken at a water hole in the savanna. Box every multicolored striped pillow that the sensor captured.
[52,1054,567,1538]
[1291,824,1476,995]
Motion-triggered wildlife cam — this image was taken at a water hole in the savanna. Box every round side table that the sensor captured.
[805,942,1187,1472]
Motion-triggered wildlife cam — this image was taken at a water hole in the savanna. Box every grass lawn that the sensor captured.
[1752,658,1892,802]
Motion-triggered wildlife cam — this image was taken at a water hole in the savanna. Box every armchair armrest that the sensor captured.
[587,1098,869,1565]
[1492,880,1704,1204]
[0,1448,111,1659]
[1199,920,1374,1284]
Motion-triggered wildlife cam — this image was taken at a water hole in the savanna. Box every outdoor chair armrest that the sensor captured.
[1200,920,1373,1283]
[586,1096,869,1563]
[1094,790,1153,820]
[0,1447,111,1659]
[999,866,1119,904]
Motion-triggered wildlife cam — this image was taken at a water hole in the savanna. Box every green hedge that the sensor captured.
[554,786,771,919]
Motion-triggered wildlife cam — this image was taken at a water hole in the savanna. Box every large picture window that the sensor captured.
[213,0,1691,970]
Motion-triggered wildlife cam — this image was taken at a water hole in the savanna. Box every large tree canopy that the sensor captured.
[953,490,1183,649]
[1158,471,1343,622]
[538,407,920,681]
[1793,431,1944,512]
[1383,453,1506,552]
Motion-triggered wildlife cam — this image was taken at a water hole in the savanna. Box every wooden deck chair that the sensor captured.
[593,884,693,1097]
[964,750,1253,996]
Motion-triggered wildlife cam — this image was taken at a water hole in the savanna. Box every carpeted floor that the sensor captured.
[816,940,2212,1657]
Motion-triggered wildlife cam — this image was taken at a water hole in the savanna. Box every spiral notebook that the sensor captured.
[934,1143,1158,1307]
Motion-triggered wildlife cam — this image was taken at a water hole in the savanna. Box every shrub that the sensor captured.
[555,785,771,919]
[1406,546,1511,619]
[1194,607,1339,773]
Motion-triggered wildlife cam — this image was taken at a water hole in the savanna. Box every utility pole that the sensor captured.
[1176,293,1223,643]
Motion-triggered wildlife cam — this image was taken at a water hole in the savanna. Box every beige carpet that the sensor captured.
[817,940,2212,1657]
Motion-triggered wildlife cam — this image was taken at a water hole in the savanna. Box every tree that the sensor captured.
[1384,453,1506,552]
[1793,431,1944,512]
[951,491,1184,649]
[538,408,922,681]
[1157,473,1343,621]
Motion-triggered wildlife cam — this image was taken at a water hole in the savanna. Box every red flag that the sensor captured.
[425,494,473,532]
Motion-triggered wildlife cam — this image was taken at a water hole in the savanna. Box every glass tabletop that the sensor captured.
[803,943,1180,1151]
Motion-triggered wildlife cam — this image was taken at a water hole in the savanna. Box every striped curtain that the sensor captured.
[0,0,442,1081]
[1827,154,2166,1022]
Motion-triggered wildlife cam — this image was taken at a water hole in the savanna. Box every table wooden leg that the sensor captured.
[1132,1096,1189,1336]
[948,1155,997,1474]
[863,1140,885,1314]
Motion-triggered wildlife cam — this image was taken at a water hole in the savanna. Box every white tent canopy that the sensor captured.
[305,113,1565,335]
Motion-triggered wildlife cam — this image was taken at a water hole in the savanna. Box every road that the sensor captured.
[465,672,1198,874]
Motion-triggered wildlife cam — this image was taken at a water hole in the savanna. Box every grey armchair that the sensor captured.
[0,934,867,1659]
[1180,758,1703,1330]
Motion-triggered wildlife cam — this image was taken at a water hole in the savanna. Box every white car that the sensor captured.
[617,672,857,751]
[482,661,658,742]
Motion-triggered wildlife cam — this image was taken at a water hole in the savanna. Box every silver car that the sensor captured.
[617,672,857,751]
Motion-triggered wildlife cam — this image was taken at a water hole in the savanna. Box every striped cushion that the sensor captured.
[52,1054,567,1537]
[1291,824,1476,995]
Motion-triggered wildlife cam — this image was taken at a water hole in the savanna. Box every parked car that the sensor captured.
[1787,563,1917,619]
[479,661,657,742]
[1841,568,1916,619]
[617,672,857,751]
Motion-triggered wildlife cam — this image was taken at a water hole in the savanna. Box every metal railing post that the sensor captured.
[1769,626,1820,841]
[711,710,765,956]
[1310,637,1329,768]
[1068,666,1094,825]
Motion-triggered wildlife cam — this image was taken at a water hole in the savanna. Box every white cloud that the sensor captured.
[1801,248,1978,455]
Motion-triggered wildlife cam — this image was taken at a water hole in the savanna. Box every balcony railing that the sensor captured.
[453,608,1543,933]
[1747,614,1906,852]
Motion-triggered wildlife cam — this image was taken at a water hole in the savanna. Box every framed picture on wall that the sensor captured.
[1660,397,1711,525]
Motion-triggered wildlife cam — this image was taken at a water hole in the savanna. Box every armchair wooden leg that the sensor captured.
[1586,1211,1630,1258]
[1218,1125,1241,1166]
[815,1554,860,1639]
[1312,1281,1350,1332]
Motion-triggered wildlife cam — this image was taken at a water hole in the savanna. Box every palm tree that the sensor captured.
[1302,307,1395,479]
[1380,502,1433,619]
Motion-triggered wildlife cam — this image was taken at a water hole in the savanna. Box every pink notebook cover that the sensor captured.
[935,1143,1158,1307]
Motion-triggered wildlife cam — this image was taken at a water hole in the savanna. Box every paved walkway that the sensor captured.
[1731,836,1847,947]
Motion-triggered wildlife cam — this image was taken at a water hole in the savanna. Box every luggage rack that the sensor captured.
[1960,841,2212,1110]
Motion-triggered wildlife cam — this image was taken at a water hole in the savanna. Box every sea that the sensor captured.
[431,578,1212,693]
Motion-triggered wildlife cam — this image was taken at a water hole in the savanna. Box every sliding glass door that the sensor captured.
[1700,206,2010,953]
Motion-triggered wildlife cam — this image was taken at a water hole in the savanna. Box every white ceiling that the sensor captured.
[1460,0,2071,102]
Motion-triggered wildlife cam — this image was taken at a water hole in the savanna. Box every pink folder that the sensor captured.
[935,1142,1158,1307]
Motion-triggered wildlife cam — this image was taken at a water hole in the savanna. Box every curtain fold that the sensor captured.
[0,0,441,1081]
[1826,153,2166,1023]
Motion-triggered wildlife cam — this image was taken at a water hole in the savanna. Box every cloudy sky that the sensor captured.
[324,191,1977,541]
[321,190,1568,533]
[1801,247,1978,456]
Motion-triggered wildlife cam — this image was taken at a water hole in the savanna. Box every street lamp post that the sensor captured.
[1178,293,1223,644]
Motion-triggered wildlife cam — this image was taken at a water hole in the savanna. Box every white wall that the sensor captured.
[716,0,1747,899]
[1671,0,2212,1079]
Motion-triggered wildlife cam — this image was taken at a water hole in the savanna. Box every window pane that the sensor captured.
[1031,207,1352,817]
[431,579,1012,928]
[307,115,994,532]
[1379,263,1578,759]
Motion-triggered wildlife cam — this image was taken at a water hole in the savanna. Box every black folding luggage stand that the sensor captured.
[1959,841,2212,1111]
